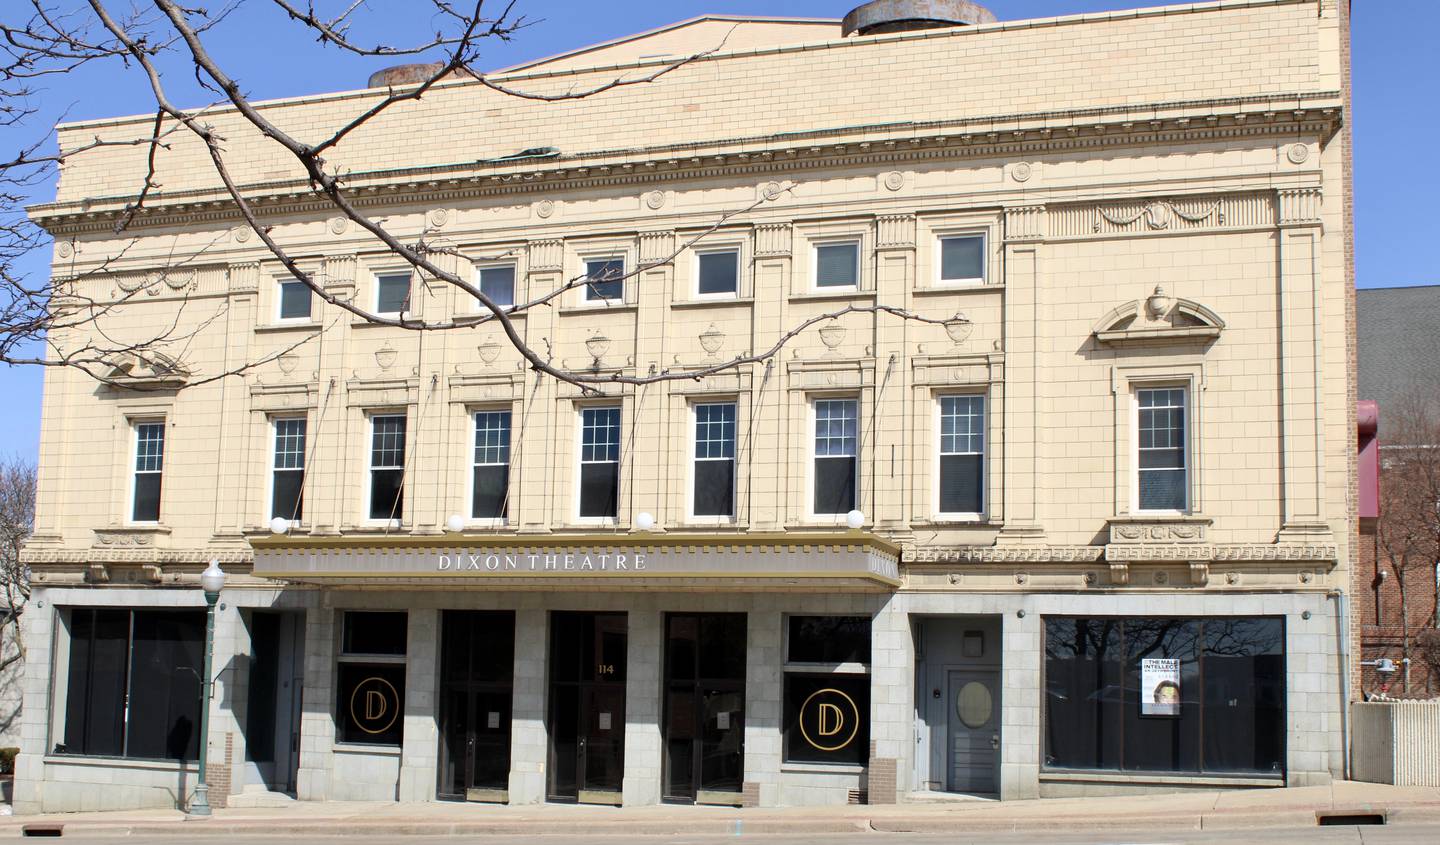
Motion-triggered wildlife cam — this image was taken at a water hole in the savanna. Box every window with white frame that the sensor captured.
[584,257,624,302]
[277,277,313,321]
[696,248,739,297]
[937,234,985,284]
[814,242,859,289]
[131,421,164,522]
[368,414,406,521]
[578,407,620,518]
[692,402,736,518]
[477,264,515,308]
[938,395,985,515]
[271,417,306,522]
[471,410,511,520]
[375,272,410,315]
[813,398,858,515]
[1136,387,1188,512]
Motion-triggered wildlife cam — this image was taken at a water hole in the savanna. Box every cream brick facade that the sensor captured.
[19,0,1352,813]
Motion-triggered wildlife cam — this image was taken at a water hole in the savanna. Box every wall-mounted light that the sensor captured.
[845,509,865,530]
[269,517,290,535]
[445,514,465,533]
[635,511,656,531]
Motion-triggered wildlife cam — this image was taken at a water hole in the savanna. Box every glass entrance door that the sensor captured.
[547,612,627,804]
[437,611,515,802]
[662,613,746,804]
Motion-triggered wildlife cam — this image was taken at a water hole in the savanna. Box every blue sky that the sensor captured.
[0,0,1434,464]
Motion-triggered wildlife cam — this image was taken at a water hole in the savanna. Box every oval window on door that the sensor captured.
[956,681,992,728]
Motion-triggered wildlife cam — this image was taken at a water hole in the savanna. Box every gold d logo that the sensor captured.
[349,676,400,735]
[799,688,860,752]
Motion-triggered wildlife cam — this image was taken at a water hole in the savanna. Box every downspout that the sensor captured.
[1333,588,1351,780]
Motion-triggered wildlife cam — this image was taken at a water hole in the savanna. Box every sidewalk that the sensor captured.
[3,781,1438,838]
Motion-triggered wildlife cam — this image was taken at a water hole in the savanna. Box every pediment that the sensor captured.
[102,351,190,388]
[1094,286,1224,346]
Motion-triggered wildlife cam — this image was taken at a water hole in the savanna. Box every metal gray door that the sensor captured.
[946,669,999,793]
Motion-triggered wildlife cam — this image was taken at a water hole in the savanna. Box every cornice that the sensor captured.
[32,92,1341,237]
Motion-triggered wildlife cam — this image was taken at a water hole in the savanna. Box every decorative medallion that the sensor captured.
[644,190,665,210]
[56,240,74,258]
[478,342,501,365]
[428,208,450,228]
[1011,162,1033,183]
[277,354,298,375]
[699,324,724,357]
[818,324,846,351]
[761,181,786,201]
[535,200,555,219]
[328,216,349,235]
[944,313,973,346]
[375,345,397,371]
[234,225,252,243]
[585,333,611,362]
[1097,199,1221,231]
[882,171,905,192]
[1154,571,1169,585]
[1286,143,1310,165]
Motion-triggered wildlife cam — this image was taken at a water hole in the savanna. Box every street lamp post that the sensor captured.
[189,559,226,817]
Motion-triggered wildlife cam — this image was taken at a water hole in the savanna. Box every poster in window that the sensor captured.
[1140,658,1181,717]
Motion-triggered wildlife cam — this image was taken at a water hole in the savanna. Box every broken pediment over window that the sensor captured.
[102,350,191,388]
[1093,286,1224,347]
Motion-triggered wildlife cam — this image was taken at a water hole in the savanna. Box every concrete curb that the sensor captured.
[12,805,1440,838]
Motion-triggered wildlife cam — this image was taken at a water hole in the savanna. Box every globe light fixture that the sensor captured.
[199,558,226,597]
[269,516,290,535]
[635,511,656,531]
[845,509,865,530]
[446,514,466,533]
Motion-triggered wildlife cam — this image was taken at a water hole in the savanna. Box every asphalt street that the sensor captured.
[30,822,1440,844]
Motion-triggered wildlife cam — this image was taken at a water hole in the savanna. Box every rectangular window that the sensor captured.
[814,242,859,289]
[337,611,408,746]
[813,399,858,515]
[368,414,406,522]
[938,395,984,515]
[579,407,621,518]
[271,417,306,522]
[692,403,736,518]
[584,257,624,302]
[1137,387,1187,511]
[938,234,985,283]
[59,608,204,761]
[1042,617,1285,776]
[375,272,410,315]
[278,278,313,320]
[478,264,515,308]
[696,249,739,297]
[782,615,871,765]
[472,410,512,520]
[131,421,164,522]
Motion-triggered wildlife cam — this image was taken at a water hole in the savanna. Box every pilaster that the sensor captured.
[412,256,457,533]
[621,609,662,806]
[398,608,439,801]
[632,231,674,527]
[1275,188,1330,542]
[872,215,914,532]
[507,608,548,803]
[748,223,792,530]
[516,240,563,534]
[995,205,1046,544]
[212,262,258,538]
[296,606,336,801]
[310,255,356,535]
[741,608,782,807]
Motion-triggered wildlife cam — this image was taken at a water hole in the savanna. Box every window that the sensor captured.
[1043,617,1285,775]
[1137,387,1187,511]
[782,615,871,765]
[579,407,621,519]
[813,399,858,515]
[477,264,515,308]
[337,611,407,746]
[131,421,164,522]
[277,277,312,321]
[472,410,511,520]
[368,414,406,522]
[584,257,624,302]
[271,417,306,522]
[692,403,736,518]
[938,234,985,284]
[938,395,985,515]
[58,608,204,761]
[814,242,859,289]
[375,272,410,315]
[696,249,739,297]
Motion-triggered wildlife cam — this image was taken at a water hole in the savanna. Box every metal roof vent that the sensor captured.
[841,0,997,37]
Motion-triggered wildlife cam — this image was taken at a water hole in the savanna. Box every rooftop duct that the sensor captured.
[841,0,997,37]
